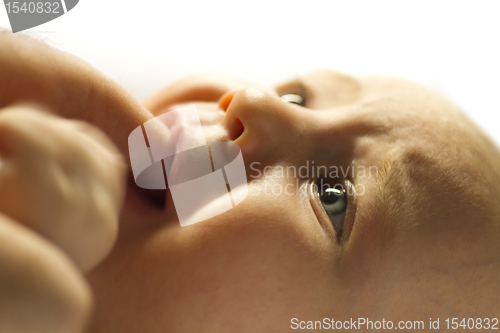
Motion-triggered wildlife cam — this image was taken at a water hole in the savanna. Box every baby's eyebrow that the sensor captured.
[372,158,403,247]
[275,76,309,95]
[373,148,482,248]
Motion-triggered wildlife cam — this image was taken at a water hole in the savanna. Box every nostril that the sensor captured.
[219,90,244,140]
[229,117,244,141]
[218,90,237,112]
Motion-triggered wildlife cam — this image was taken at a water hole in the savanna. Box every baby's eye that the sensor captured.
[279,93,306,107]
[317,182,348,235]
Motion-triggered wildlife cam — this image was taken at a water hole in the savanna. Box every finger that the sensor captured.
[0,103,125,271]
[0,32,153,162]
[0,211,91,333]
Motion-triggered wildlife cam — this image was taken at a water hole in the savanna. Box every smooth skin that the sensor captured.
[0,32,499,333]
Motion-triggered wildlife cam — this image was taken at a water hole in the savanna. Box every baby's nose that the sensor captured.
[219,87,309,161]
[219,87,281,140]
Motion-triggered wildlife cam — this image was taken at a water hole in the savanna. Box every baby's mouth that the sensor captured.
[129,174,167,210]
[124,102,236,222]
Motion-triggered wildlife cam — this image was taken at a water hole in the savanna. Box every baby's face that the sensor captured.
[86,71,500,332]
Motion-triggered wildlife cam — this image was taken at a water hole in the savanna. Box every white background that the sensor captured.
[1,0,499,145]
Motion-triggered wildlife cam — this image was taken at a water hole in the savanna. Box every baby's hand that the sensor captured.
[0,104,125,333]
[0,103,125,271]
[0,31,154,333]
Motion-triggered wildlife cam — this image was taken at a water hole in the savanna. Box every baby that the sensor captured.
[1,32,499,333]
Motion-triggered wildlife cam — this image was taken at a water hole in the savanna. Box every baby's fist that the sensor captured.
[0,103,126,271]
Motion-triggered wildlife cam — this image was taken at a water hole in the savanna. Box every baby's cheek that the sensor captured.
[185,226,334,318]
[87,203,340,332]
[170,227,334,329]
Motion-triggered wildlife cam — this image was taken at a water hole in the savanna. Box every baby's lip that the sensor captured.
[121,174,168,224]
[132,179,167,209]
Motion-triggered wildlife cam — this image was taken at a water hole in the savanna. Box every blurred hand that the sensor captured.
[0,32,154,333]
